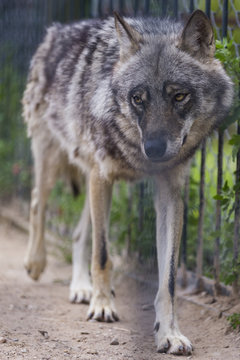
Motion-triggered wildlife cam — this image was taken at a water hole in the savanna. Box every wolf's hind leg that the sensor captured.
[87,166,118,322]
[70,181,92,304]
[24,137,60,280]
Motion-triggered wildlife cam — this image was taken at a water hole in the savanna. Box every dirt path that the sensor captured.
[0,219,240,360]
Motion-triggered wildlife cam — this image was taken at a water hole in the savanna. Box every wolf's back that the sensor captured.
[22,19,102,134]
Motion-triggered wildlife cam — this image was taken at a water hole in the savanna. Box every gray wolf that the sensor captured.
[22,10,233,355]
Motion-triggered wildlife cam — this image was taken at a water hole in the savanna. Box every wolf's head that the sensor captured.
[112,10,233,164]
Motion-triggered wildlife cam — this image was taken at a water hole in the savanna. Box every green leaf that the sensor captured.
[222,180,230,192]
[213,194,224,201]
[229,134,240,146]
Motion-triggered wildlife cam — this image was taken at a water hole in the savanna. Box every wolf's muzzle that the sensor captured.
[144,138,167,162]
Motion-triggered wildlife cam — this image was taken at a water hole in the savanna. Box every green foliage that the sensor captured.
[0,63,31,199]
[49,180,85,227]
[227,313,240,331]
[110,181,156,260]
[213,181,235,216]
[110,182,134,247]
[215,39,240,129]
[215,39,240,84]
[212,38,240,286]
[134,182,156,260]
[47,180,86,263]
[229,134,240,161]
[211,175,240,285]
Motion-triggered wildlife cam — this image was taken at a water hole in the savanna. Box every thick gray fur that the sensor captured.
[23,10,233,356]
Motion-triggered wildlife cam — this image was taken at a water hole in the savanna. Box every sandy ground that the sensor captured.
[0,219,240,360]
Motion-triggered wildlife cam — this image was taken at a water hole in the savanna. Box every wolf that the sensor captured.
[22,10,233,355]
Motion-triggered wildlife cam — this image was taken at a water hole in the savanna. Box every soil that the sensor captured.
[0,219,240,360]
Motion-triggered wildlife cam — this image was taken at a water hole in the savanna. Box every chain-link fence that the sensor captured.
[0,0,239,293]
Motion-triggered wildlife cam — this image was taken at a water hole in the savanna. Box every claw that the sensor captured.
[87,292,119,323]
[186,345,193,355]
[158,341,170,353]
[155,324,193,355]
[171,345,184,355]
[165,340,170,350]
[87,311,94,320]
[112,311,119,322]
[87,308,119,323]
[70,294,77,304]
[94,313,103,321]
[69,285,92,304]
[106,315,113,323]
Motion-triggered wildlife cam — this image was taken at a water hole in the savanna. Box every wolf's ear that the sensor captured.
[114,12,143,62]
[180,10,215,60]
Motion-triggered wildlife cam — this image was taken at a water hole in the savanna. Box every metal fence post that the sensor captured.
[212,0,228,296]
[196,140,206,291]
[109,0,113,14]
[181,171,190,288]
[119,0,126,15]
[233,121,240,297]
[144,0,150,15]
[205,0,211,18]
[162,0,167,17]
[133,0,139,16]
[214,130,224,296]
[173,0,178,20]
[189,0,194,13]
[222,0,228,39]
[195,0,210,289]
[233,66,240,296]
[98,0,102,18]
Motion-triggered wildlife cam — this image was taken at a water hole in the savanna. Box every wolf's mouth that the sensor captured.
[143,150,177,163]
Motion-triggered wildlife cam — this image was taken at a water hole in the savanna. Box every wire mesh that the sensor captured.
[0,0,239,284]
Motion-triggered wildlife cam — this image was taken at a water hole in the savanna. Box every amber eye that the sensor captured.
[174,93,186,102]
[133,95,143,105]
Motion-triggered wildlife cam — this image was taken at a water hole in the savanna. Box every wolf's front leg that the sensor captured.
[87,166,118,322]
[70,185,92,304]
[24,187,47,280]
[25,137,61,280]
[154,174,193,355]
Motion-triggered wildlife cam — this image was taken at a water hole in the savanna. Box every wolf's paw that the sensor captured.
[87,292,119,322]
[156,329,193,355]
[69,281,93,304]
[24,251,46,281]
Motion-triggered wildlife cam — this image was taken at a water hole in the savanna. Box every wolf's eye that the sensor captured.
[133,95,143,105]
[174,93,186,102]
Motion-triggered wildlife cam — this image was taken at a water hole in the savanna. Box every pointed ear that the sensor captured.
[180,10,215,60]
[114,12,143,62]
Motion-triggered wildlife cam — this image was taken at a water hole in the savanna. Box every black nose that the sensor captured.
[144,138,167,160]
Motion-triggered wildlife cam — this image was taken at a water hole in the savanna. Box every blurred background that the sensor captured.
[0,0,240,296]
